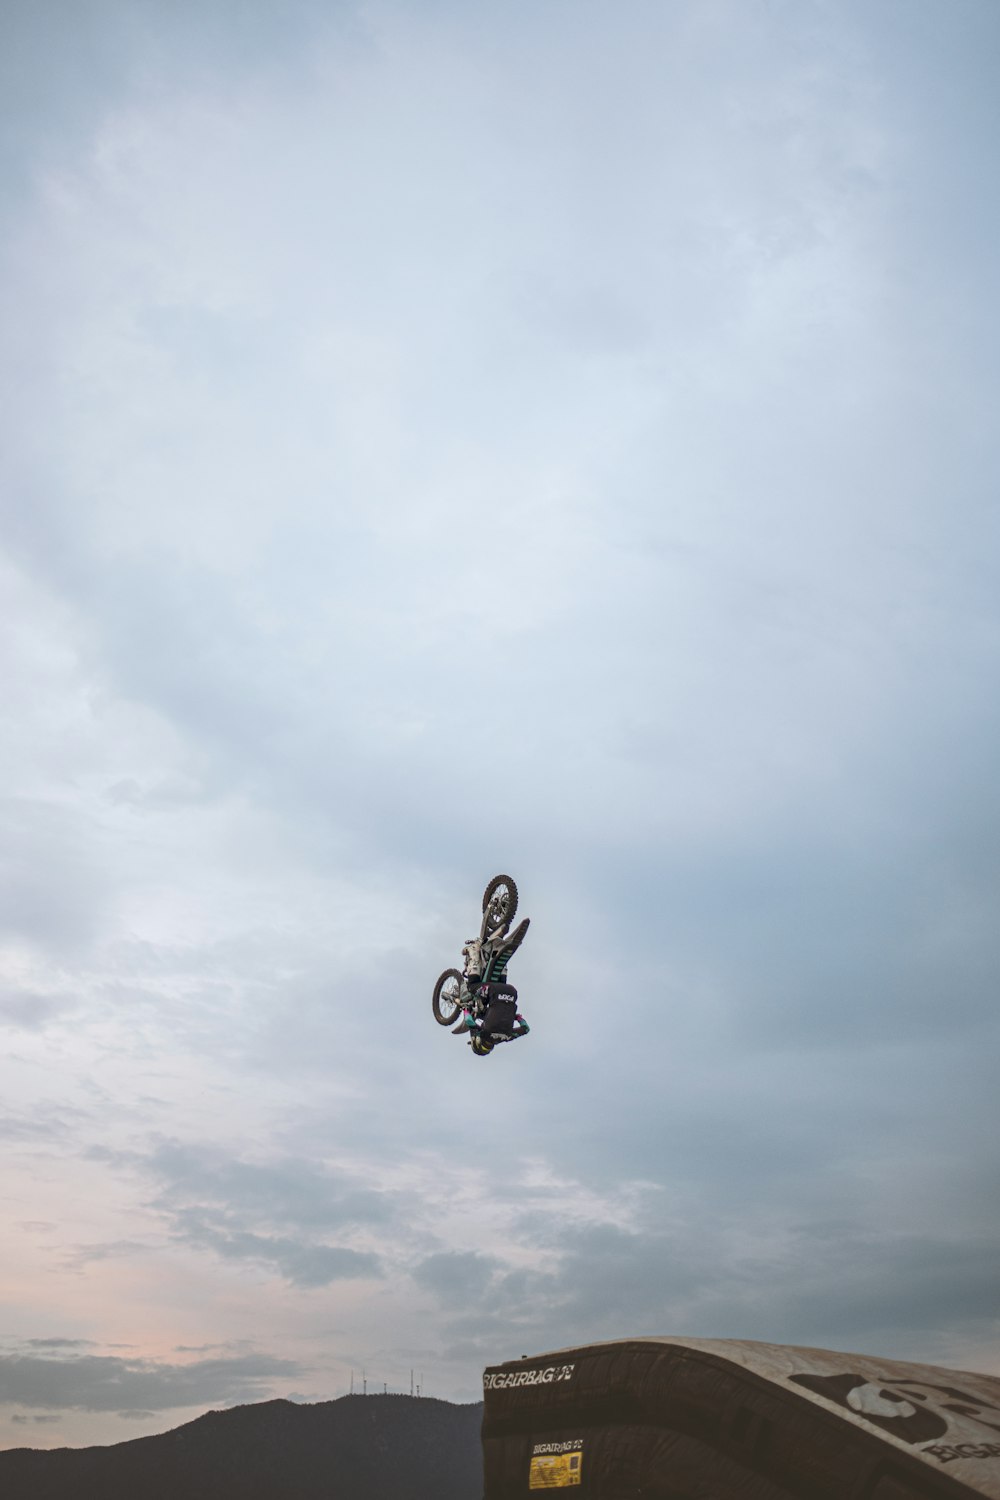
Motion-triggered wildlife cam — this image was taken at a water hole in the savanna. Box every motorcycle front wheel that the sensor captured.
[482,874,518,929]
[432,968,464,1027]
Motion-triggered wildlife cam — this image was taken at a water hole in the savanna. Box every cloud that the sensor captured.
[0,797,113,958]
[426,1211,1000,1377]
[0,991,75,1030]
[87,1139,392,1287]
[0,1106,88,1145]
[0,1350,301,1413]
[168,1212,381,1288]
[145,1141,394,1232]
[412,1251,500,1302]
[63,1240,156,1273]
[24,1339,95,1350]
[1,0,999,1445]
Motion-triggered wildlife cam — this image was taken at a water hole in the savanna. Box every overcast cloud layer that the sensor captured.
[2,0,999,1451]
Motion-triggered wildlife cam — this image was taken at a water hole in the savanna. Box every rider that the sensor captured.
[463,981,531,1055]
[459,920,531,1055]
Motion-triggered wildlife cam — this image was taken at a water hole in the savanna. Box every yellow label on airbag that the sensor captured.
[529,1450,582,1488]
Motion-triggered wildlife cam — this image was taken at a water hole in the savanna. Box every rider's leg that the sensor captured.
[462,939,483,981]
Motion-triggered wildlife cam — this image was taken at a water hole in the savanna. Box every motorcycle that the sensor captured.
[432,874,530,1036]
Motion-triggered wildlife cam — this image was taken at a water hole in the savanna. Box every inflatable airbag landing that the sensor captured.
[481,1338,1000,1500]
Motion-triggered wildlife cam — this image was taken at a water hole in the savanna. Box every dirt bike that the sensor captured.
[432,874,530,1034]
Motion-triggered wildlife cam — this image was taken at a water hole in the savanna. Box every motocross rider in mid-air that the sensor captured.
[458,922,531,1057]
[431,876,533,1055]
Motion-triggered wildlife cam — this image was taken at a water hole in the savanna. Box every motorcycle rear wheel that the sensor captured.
[482,874,518,928]
[432,968,464,1027]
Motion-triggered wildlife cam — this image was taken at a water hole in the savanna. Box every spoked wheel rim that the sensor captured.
[482,874,518,930]
[432,968,464,1026]
[439,974,461,1021]
[488,889,513,927]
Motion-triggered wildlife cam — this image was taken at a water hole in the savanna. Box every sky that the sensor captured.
[1,0,999,1453]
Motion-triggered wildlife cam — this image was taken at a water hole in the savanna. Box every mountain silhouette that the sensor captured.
[0,1393,484,1500]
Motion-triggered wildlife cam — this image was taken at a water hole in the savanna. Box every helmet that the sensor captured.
[471,1033,494,1056]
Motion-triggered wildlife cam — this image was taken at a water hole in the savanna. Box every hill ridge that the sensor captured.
[0,1391,484,1500]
